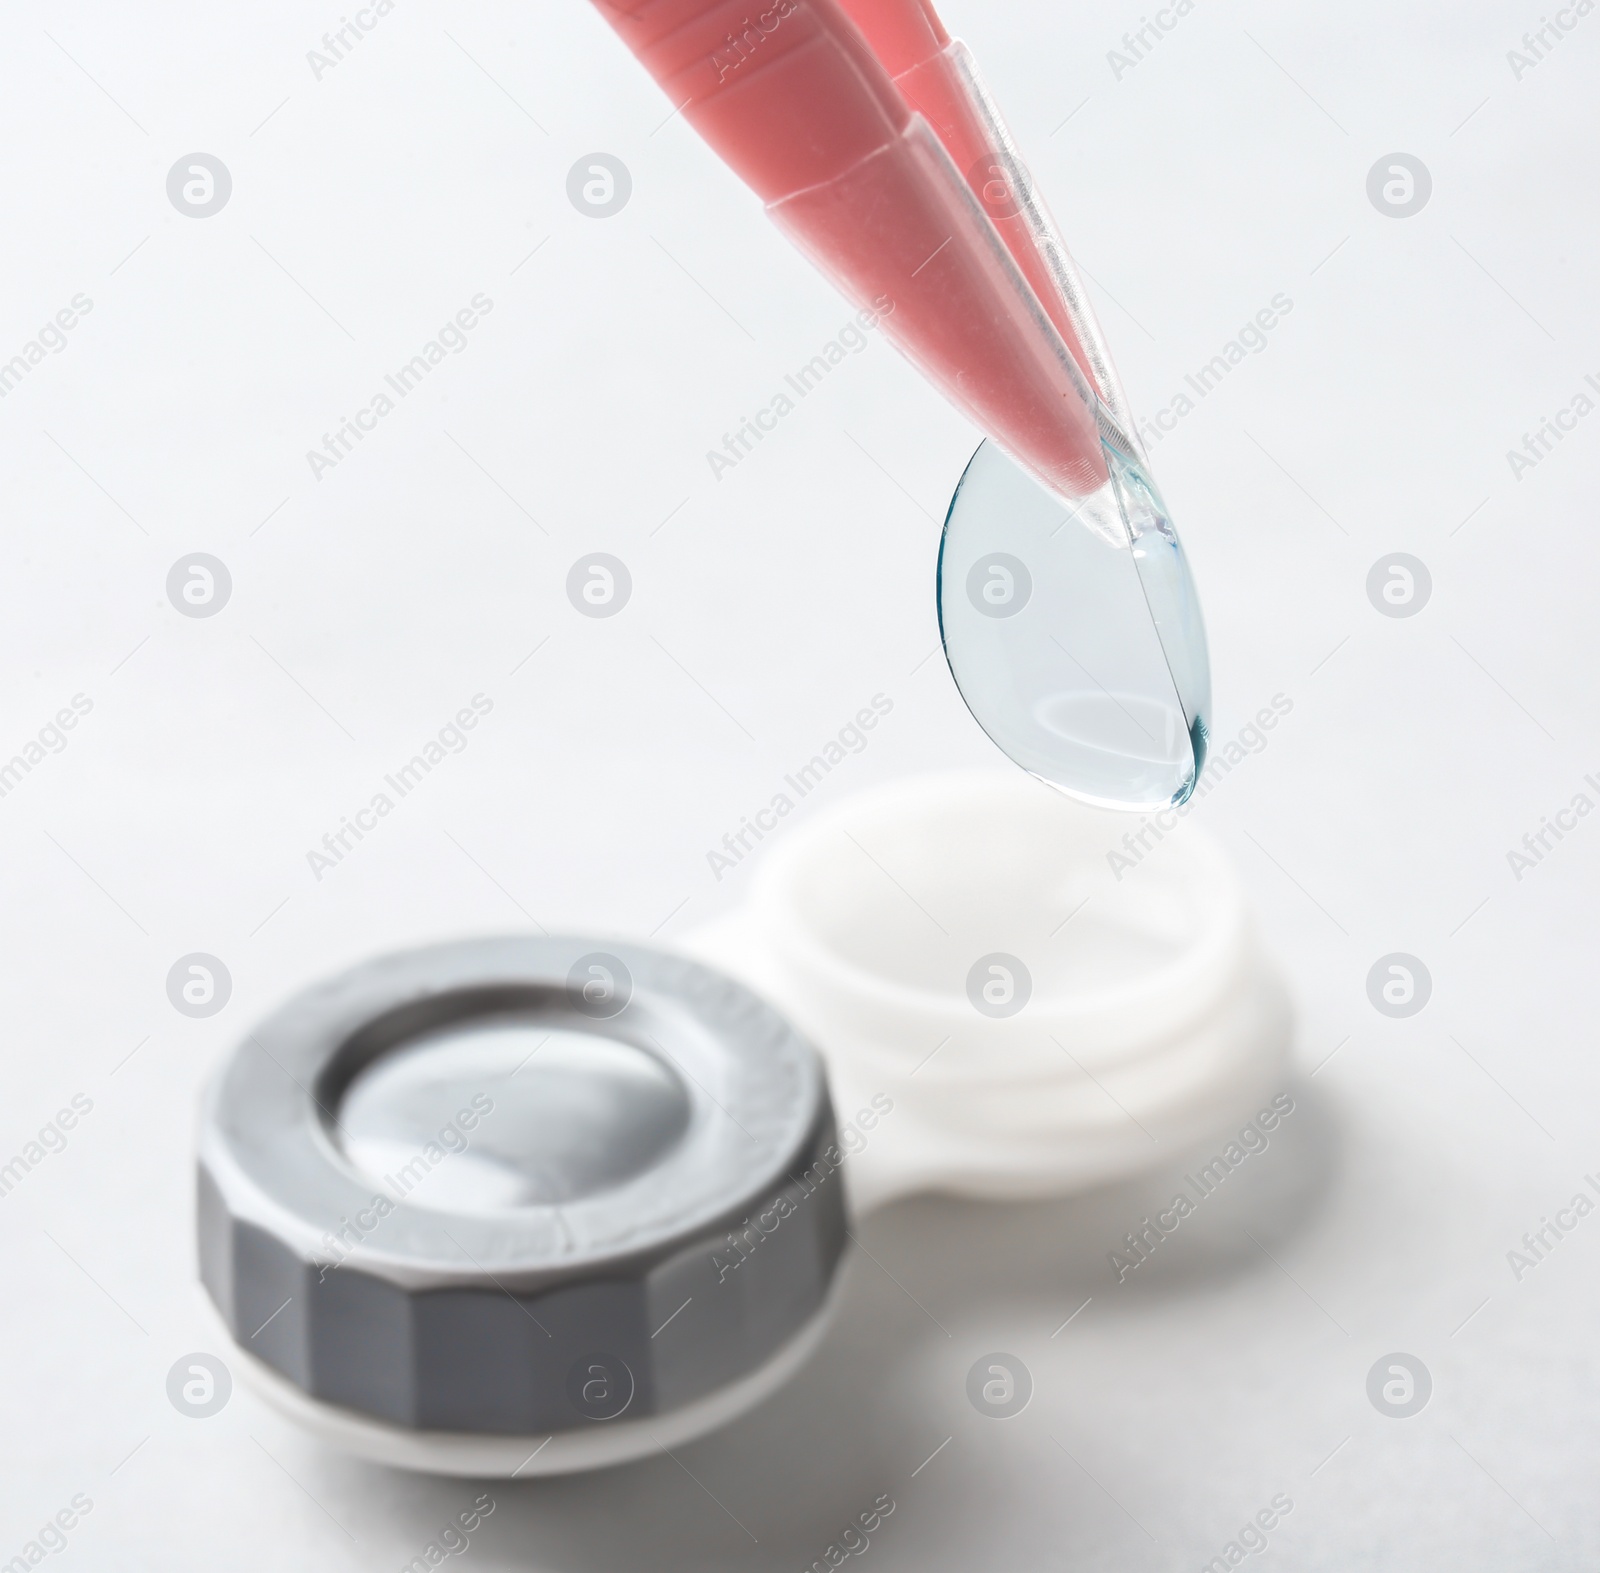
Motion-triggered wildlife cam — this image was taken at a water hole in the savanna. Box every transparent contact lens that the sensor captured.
[937,437,1211,810]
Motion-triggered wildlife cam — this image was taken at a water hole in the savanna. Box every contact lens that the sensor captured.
[937,436,1211,810]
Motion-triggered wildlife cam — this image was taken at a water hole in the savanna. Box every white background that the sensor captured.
[2,0,1598,1567]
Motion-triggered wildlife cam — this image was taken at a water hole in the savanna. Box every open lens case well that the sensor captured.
[198,771,1291,1475]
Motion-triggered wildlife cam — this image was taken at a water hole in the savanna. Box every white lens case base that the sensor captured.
[199,772,1290,1478]
[679,771,1290,1215]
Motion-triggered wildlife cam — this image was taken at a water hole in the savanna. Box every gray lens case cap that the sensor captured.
[199,937,846,1438]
